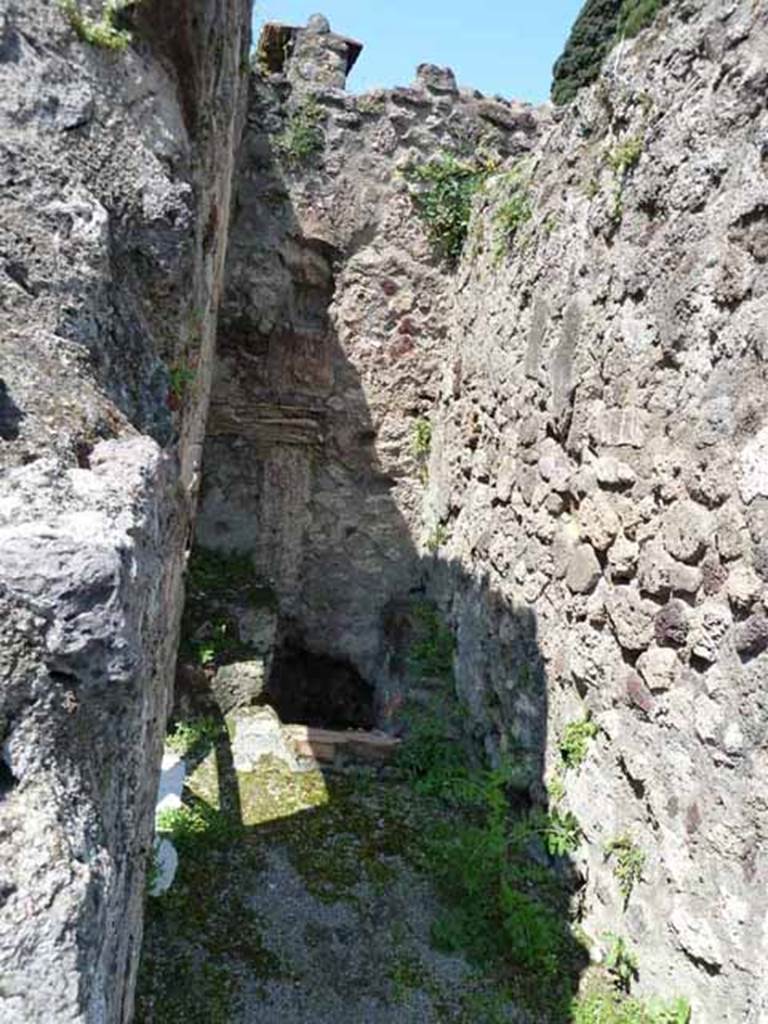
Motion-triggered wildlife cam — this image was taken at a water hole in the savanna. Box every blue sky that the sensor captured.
[254,1,584,103]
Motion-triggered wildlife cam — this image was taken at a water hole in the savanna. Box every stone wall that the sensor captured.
[0,2,250,1020]
[427,1,768,1018]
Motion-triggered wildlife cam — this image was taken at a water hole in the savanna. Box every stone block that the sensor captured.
[724,563,760,610]
[566,543,601,594]
[636,646,681,692]
[594,455,636,488]
[606,587,656,652]
[228,706,297,772]
[662,499,712,564]
[580,492,621,552]
[733,614,768,659]
[638,540,702,597]
[690,601,732,664]
[654,599,691,647]
[212,659,269,714]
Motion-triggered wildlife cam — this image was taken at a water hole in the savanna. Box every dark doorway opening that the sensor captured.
[264,644,376,730]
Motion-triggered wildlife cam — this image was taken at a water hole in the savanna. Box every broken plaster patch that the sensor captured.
[739,426,768,503]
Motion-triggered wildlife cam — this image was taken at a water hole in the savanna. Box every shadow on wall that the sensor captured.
[0,379,24,441]
[192,73,429,689]
[153,70,589,1023]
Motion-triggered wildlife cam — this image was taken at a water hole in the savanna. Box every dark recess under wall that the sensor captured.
[264,644,376,730]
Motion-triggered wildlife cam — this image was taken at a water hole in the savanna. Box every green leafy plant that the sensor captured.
[179,547,276,670]
[585,177,601,200]
[605,834,646,907]
[412,417,432,458]
[276,96,325,166]
[603,933,639,992]
[357,93,387,115]
[166,717,225,759]
[560,714,598,770]
[186,547,268,598]
[406,601,455,680]
[606,134,643,225]
[542,211,559,237]
[59,0,135,50]
[516,808,582,858]
[412,416,432,481]
[156,800,241,857]
[490,170,533,264]
[547,773,566,804]
[412,741,587,1012]
[403,153,488,263]
[544,810,582,857]
[572,986,691,1024]
[608,135,644,176]
[395,711,468,798]
[187,616,240,668]
[169,363,196,403]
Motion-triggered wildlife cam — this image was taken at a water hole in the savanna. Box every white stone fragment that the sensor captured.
[150,837,179,896]
[156,752,186,815]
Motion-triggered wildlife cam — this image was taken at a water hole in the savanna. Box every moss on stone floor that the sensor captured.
[134,747,527,1024]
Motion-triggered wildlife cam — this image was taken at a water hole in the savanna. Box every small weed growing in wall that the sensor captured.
[59,0,136,50]
[608,135,644,176]
[603,933,639,992]
[191,618,238,667]
[542,211,559,237]
[185,547,276,612]
[605,834,646,907]
[403,153,488,264]
[513,807,583,858]
[560,714,598,770]
[179,547,276,669]
[412,417,432,481]
[606,134,643,225]
[169,363,196,404]
[489,167,533,264]
[425,522,449,554]
[356,93,387,116]
[411,417,432,459]
[276,96,325,166]
[547,773,566,804]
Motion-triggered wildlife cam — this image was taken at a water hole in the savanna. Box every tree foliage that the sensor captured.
[551,0,669,106]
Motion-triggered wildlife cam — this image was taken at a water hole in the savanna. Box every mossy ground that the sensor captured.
[135,741,534,1024]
